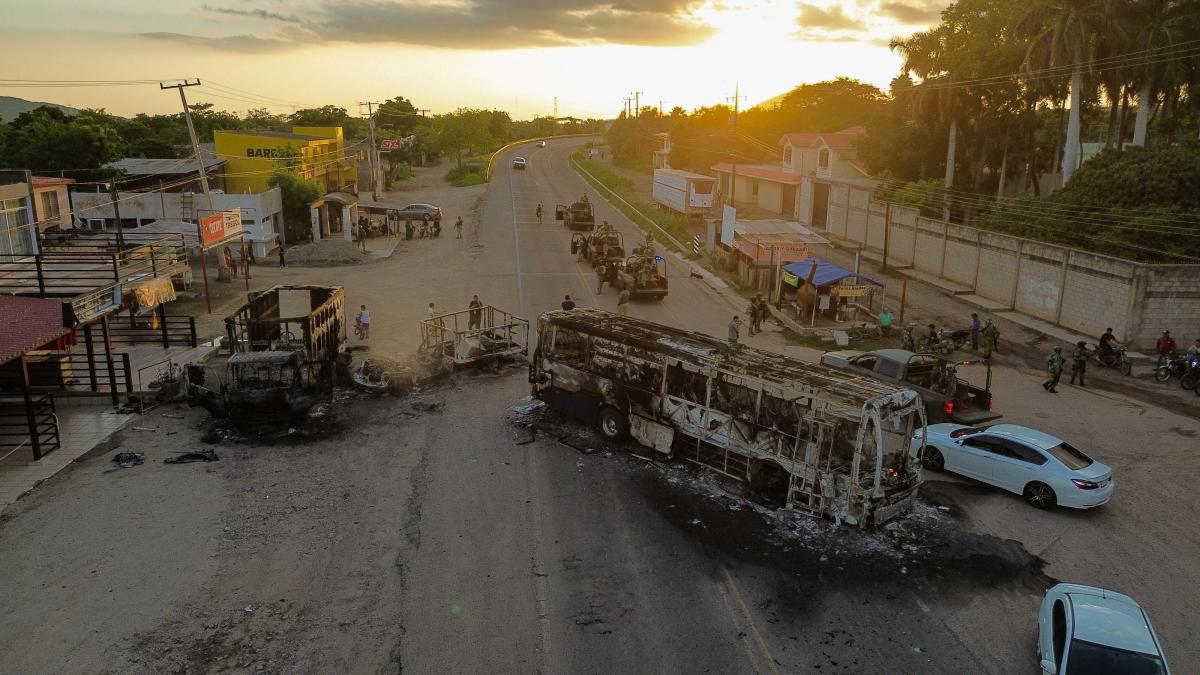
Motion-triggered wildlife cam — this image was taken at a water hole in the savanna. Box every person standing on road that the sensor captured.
[617,287,630,316]
[1043,346,1063,393]
[561,295,576,311]
[970,313,981,351]
[746,297,760,335]
[468,295,483,330]
[728,316,742,347]
[356,305,371,340]
[1070,341,1088,387]
[982,319,1000,359]
[277,245,286,268]
[454,216,464,239]
[596,261,608,294]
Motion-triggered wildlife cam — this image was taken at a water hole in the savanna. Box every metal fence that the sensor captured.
[0,394,60,459]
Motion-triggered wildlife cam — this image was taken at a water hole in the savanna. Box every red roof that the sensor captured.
[710,163,803,185]
[0,296,73,366]
[31,176,75,187]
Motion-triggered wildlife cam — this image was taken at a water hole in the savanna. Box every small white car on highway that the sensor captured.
[915,423,1113,509]
[536,140,547,148]
[1038,583,1170,674]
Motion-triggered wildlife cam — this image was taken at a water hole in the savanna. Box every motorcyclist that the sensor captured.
[1155,330,1177,366]
[1097,327,1121,358]
[1188,338,1200,358]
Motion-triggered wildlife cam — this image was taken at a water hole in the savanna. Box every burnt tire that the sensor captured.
[1023,481,1057,509]
[596,405,628,442]
[923,447,945,472]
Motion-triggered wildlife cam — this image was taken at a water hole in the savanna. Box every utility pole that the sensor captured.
[109,179,126,250]
[726,83,745,208]
[632,91,644,118]
[361,101,382,200]
[160,80,214,217]
[553,97,558,119]
[622,97,632,118]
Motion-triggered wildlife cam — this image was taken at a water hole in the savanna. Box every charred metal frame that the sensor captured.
[225,285,346,362]
[420,306,529,365]
[531,309,928,527]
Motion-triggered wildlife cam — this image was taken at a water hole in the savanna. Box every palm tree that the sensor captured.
[1019,0,1110,185]
[1127,0,1195,145]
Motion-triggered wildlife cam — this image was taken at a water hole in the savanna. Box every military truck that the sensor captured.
[820,348,1000,425]
[571,229,625,268]
[555,196,595,231]
[618,254,668,300]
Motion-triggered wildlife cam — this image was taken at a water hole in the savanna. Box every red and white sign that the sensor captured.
[379,139,401,151]
[198,209,243,248]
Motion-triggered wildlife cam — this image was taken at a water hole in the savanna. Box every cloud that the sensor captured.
[200,5,305,24]
[139,31,295,53]
[794,3,864,31]
[877,0,945,24]
[172,1,716,52]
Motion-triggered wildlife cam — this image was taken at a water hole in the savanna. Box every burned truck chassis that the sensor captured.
[531,310,927,527]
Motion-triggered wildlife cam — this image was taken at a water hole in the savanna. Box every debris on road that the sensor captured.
[112,452,145,468]
[164,449,219,464]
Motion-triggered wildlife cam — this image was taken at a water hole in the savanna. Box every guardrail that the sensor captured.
[0,235,187,297]
[568,154,690,254]
[90,315,198,349]
[485,133,599,181]
[0,394,59,459]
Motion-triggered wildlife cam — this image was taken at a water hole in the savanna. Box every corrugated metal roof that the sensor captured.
[106,156,225,176]
[0,296,72,366]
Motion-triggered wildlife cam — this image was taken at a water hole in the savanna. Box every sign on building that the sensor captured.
[378,139,401,151]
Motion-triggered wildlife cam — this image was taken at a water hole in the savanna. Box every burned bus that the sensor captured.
[530,309,928,527]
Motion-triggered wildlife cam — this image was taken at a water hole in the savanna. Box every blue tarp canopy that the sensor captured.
[782,257,884,288]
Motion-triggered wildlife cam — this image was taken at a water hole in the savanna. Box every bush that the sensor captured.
[445,165,487,187]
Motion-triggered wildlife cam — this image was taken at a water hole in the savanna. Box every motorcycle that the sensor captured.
[1179,354,1200,391]
[1154,352,1189,383]
[1092,344,1132,376]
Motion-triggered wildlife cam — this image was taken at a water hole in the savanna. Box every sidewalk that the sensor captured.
[0,403,132,515]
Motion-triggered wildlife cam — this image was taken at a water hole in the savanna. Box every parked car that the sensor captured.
[915,423,1113,509]
[536,140,547,148]
[512,157,527,170]
[396,203,442,221]
[1038,583,1171,674]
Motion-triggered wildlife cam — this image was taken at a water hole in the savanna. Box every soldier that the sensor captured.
[1070,340,1088,387]
[901,322,916,351]
[1043,346,1064,393]
[454,216,464,239]
[747,296,760,335]
[981,319,1000,359]
[596,260,608,294]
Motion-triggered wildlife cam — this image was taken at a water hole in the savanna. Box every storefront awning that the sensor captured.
[782,257,884,288]
[0,296,74,366]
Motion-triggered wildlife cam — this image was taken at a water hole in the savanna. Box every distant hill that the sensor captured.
[753,90,789,110]
[0,96,79,122]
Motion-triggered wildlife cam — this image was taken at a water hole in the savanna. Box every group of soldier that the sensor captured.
[746,294,770,336]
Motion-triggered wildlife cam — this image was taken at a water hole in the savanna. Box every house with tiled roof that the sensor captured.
[711,126,878,227]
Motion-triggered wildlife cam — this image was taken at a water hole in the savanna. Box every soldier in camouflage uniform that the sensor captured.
[1069,340,1088,387]
[1043,346,1064,393]
[981,319,1000,359]
[901,323,916,351]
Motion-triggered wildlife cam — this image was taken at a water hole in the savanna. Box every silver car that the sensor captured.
[1038,583,1170,674]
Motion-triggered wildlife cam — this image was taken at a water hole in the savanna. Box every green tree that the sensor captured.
[267,146,322,237]
[431,108,496,168]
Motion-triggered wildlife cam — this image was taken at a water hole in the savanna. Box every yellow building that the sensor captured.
[214,127,358,195]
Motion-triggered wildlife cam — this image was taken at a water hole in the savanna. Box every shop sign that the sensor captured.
[835,284,869,298]
[379,139,401,151]
[199,209,243,248]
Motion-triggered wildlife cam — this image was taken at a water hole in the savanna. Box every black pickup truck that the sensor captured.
[821,348,1001,425]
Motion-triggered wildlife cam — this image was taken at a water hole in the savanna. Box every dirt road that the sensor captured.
[0,138,1196,674]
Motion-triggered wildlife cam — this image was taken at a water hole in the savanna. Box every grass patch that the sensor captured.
[446,164,488,187]
[569,152,696,258]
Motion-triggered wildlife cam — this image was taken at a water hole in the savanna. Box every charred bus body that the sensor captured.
[530,309,927,527]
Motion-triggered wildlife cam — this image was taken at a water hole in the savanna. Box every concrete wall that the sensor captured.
[818,183,1200,349]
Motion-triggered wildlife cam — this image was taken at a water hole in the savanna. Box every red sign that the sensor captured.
[199,214,225,248]
[379,139,400,151]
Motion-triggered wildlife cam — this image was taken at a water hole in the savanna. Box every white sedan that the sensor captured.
[1038,583,1171,674]
[536,140,547,148]
[915,423,1113,509]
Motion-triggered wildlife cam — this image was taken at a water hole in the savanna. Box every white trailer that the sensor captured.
[652,169,716,218]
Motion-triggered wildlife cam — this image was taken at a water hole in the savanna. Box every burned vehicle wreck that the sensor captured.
[530,309,927,527]
[186,285,346,425]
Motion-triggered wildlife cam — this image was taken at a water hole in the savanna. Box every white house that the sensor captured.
[711,126,878,228]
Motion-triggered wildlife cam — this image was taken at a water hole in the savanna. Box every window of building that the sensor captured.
[751,180,759,197]
[0,197,33,256]
[783,146,792,165]
[39,191,60,220]
[818,149,830,169]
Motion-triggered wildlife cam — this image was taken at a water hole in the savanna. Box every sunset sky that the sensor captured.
[4,0,947,119]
